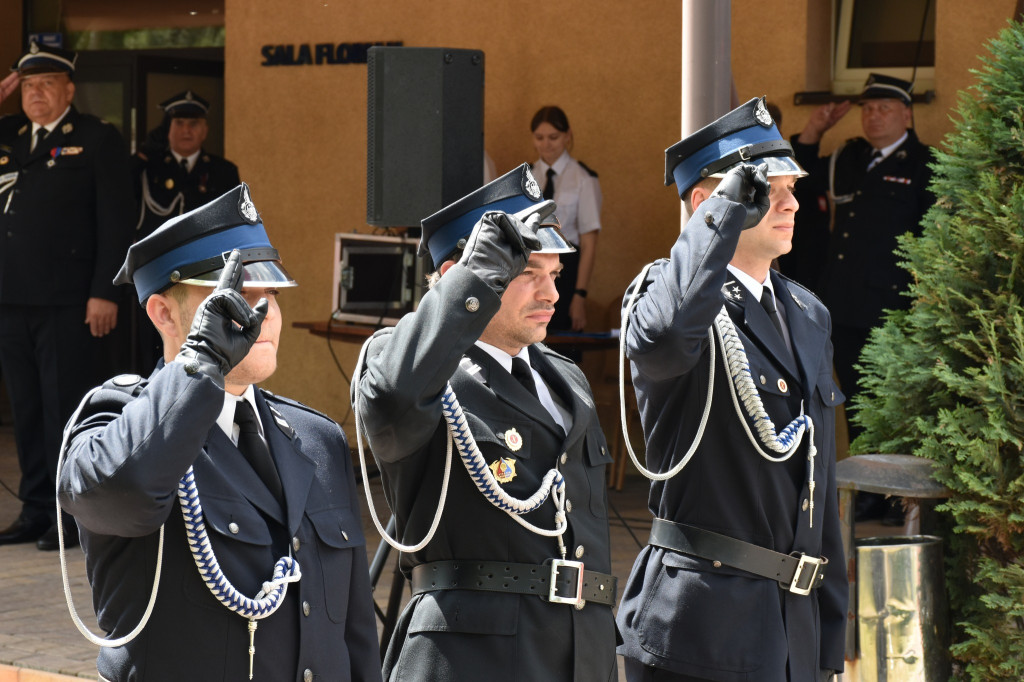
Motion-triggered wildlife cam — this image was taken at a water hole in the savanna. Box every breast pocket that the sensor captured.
[585,425,614,516]
[818,371,844,408]
[308,506,367,624]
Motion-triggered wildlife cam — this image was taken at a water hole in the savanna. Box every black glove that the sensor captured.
[709,162,771,230]
[458,210,543,295]
[175,250,268,384]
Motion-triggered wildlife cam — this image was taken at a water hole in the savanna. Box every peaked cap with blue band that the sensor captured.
[11,41,77,77]
[419,163,575,270]
[115,183,296,303]
[665,96,806,198]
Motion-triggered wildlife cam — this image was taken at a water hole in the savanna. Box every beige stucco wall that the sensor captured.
[223,0,1018,429]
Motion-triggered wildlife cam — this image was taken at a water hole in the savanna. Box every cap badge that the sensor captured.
[523,167,542,201]
[185,91,194,101]
[754,98,773,127]
[30,43,39,54]
[239,185,259,223]
[503,428,523,452]
[489,457,517,484]
[61,122,73,135]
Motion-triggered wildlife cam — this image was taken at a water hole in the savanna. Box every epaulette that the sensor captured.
[261,389,336,424]
[775,271,827,311]
[103,373,148,397]
[577,160,599,178]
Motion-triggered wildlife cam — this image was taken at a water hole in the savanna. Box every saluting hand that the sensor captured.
[175,250,268,383]
[710,163,771,230]
[459,211,543,295]
[0,73,18,106]
[797,100,852,145]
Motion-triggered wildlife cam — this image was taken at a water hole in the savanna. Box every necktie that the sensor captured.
[180,158,190,172]
[543,167,555,200]
[31,128,47,153]
[234,400,284,504]
[760,288,786,341]
[511,357,540,400]
[867,149,883,171]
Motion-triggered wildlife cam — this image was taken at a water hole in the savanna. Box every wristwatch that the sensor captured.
[574,289,588,298]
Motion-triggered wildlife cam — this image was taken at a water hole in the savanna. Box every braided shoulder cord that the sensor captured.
[58,387,301,649]
[619,271,818,526]
[177,468,301,618]
[353,333,568,556]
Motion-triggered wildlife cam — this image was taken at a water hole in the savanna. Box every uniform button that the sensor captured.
[802,498,809,511]
[560,453,567,465]
[5,232,11,237]
[303,669,313,682]
[228,522,239,534]
[342,530,349,541]
[302,601,311,617]
[575,545,585,559]
[759,375,766,385]
[712,560,722,568]
[837,254,845,260]
[292,537,301,552]
[600,446,607,456]
[849,211,855,217]
[465,297,480,312]
[891,285,897,291]
[842,232,849,238]
[855,190,862,196]
[831,391,835,401]
[565,499,573,513]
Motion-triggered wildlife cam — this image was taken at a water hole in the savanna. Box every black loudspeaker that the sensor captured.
[367,47,484,227]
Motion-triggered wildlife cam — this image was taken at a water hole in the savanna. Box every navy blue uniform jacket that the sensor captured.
[133,149,241,237]
[357,264,618,682]
[792,130,933,329]
[615,196,847,681]
[0,106,133,305]
[58,362,382,682]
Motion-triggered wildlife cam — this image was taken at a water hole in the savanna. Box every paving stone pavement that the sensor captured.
[0,423,649,681]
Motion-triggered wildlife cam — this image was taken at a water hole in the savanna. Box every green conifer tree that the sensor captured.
[852,20,1024,680]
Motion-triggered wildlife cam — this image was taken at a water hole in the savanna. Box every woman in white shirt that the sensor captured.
[530,106,602,335]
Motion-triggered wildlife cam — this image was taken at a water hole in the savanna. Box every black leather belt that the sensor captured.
[649,518,827,595]
[410,559,617,607]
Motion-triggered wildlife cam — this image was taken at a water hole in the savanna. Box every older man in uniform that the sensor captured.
[58,184,381,682]
[356,164,618,681]
[792,74,933,432]
[0,42,134,551]
[616,98,847,682]
[134,90,240,238]
[131,90,241,370]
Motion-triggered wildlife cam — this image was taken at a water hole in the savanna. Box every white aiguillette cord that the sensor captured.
[352,331,570,558]
[618,264,818,526]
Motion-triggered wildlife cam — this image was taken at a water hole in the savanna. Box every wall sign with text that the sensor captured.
[260,41,403,66]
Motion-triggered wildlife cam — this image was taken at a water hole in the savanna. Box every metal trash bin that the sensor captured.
[856,535,949,681]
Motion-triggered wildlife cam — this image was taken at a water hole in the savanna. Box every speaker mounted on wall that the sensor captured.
[367,47,484,228]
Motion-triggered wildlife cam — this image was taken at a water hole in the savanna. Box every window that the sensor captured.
[833,0,935,95]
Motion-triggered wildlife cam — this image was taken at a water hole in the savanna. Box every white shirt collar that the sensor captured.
[472,340,568,432]
[474,340,526,373]
[31,106,71,136]
[726,264,775,303]
[534,150,571,177]
[172,150,201,171]
[217,385,262,443]
[873,131,909,161]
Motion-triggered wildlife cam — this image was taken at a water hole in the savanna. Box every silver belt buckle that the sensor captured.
[788,553,825,596]
[548,559,585,606]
